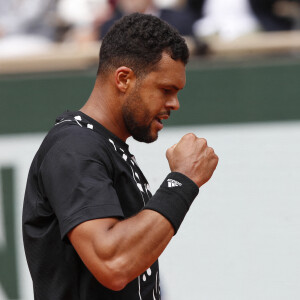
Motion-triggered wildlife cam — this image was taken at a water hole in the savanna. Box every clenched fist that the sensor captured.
[166,133,218,187]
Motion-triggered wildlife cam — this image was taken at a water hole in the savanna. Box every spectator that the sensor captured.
[187,0,206,20]
[57,0,114,44]
[99,0,198,39]
[192,0,258,41]
[0,0,58,57]
[249,0,300,31]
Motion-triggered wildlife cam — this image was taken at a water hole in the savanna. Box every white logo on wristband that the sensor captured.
[167,179,182,187]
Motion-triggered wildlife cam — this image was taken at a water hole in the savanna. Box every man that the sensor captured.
[99,0,197,39]
[23,13,218,300]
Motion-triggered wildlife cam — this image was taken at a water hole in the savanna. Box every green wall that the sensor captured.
[1,57,300,135]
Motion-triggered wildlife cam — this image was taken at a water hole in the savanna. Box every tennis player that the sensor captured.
[23,13,218,300]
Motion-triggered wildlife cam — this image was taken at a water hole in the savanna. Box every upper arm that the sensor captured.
[68,217,118,255]
[67,217,125,290]
[67,211,175,291]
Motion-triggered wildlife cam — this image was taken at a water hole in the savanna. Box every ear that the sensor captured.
[114,66,136,93]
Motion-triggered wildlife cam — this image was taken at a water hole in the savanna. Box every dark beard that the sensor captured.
[122,89,158,143]
[122,105,158,143]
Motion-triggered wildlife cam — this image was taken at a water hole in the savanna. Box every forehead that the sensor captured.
[143,53,186,89]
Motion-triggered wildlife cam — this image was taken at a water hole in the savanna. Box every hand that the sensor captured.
[166,133,218,187]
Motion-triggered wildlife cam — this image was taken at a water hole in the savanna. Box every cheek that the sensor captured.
[134,89,164,122]
[138,98,157,119]
[143,94,165,115]
[132,100,152,124]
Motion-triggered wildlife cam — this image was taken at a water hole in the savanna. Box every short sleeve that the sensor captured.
[40,138,124,240]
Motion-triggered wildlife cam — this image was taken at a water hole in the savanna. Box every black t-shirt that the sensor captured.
[23,111,161,300]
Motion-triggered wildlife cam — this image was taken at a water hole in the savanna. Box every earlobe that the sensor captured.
[115,67,134,93]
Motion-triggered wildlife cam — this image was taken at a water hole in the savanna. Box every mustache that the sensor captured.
[156,111,171,117]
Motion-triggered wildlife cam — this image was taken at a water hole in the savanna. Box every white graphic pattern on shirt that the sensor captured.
[107,137,160,300]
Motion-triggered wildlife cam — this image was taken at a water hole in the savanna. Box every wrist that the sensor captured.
[144,172,199,234]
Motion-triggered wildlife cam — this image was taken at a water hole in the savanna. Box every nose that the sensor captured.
[166,96,180,111]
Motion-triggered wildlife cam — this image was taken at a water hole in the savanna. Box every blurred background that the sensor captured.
[1,0,300,299]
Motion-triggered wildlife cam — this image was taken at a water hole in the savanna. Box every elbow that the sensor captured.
[105,278,127,292]
[104,273,128,291]
[99,257,131,291]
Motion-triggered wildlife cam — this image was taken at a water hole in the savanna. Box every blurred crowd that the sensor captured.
[0,0,300,58]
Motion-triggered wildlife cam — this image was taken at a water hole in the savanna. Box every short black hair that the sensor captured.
[97,13,189,77]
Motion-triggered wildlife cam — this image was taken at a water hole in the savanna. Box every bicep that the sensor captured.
[68,217,119,261]
[68,217,121,288]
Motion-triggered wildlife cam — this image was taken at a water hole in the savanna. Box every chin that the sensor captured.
[132,131,158,143]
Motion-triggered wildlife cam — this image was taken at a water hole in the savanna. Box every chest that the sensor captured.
[108,143,152,218]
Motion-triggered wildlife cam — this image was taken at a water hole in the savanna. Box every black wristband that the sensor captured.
[144,172,199,234]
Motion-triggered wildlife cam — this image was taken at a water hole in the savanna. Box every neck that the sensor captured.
[80,81,130,141]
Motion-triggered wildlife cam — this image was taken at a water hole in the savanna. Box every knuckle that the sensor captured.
[199,138,207,147]
[184,133,196,140]
[207,147,214,155]
[212,154,219,166]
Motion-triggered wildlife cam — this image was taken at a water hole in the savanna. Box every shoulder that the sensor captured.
[40,122,113,165]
